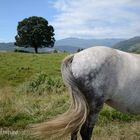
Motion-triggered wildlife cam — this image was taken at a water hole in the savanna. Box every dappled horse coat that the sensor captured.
[32,47,140,140]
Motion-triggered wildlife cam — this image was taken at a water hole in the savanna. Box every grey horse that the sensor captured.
[32,46,140,140]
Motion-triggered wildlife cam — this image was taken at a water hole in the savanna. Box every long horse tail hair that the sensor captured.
[31,54,89,139]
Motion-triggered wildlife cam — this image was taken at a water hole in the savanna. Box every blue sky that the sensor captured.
[0,0,140,42]
[0,0,56,42]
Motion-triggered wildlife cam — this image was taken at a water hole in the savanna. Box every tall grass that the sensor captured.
[0,86,140,140]
[17,72,66,95]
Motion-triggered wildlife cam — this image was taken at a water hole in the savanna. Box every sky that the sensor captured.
[0,0,140,42]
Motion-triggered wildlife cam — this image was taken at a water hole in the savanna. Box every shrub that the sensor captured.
[98,105,140,125]
[53,49,58,53]
[17,72,66,95]
[14,49,30,53]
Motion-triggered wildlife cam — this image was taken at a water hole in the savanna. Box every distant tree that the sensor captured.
[15,16,55,53]
[77,48,84,52]
[53,49,58,53]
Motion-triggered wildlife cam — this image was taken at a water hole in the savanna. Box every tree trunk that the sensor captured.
[34,46,38,53]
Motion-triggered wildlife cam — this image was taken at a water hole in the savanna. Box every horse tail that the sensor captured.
[31,54,88,139]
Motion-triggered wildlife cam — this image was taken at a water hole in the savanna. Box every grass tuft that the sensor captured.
[17,72,66,95]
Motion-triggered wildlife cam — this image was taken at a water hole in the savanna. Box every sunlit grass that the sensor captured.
[0,52,68,87]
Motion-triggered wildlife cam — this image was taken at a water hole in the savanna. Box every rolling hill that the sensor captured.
[0,43,15,51]
[0,37,124,52]
[55,37,124,49]
[113,36,140,53]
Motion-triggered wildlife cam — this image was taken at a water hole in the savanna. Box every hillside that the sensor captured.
[113,36,140,53]
[0,37,124,52]
[55,37,124,49]
[0,42,15,51]
[54,45,81,52]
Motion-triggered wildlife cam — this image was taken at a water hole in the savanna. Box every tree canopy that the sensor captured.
[15,16,55,53]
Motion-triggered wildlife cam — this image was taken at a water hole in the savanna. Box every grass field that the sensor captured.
[0,52,140,140]
[0,52,67,87]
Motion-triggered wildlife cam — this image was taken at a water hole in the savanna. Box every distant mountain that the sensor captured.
[0,43,54,53]
[54,45,81,52]
[113,36,140,53]
[0,43,15,51]
[0,37,124,52]
[55,37,124,49]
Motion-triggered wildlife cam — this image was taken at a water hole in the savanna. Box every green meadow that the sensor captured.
[0,52,140,140]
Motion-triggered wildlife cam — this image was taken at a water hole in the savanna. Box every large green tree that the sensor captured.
[15,16,55,53]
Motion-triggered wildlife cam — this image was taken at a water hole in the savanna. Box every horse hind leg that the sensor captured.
[80,97,104,140]
[71,130,78,140]
[70,92,104,140]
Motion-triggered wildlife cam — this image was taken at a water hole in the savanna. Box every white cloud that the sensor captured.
[51,0,140,39]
